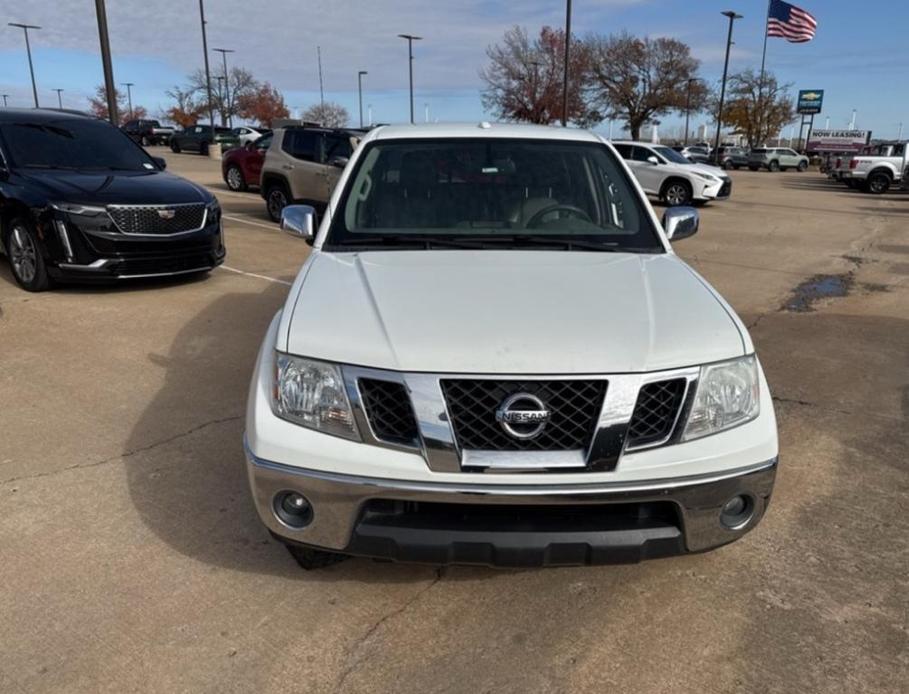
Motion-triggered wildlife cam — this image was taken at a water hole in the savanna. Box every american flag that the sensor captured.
[767,0,818,43]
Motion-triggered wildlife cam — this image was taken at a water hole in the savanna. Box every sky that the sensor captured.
[0,0,906,140]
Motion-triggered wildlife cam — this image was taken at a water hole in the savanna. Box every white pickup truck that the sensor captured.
[841,142,907,193]
[244,123,779,569]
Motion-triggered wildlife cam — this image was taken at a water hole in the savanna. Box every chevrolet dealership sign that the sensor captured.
[797,90,824,115]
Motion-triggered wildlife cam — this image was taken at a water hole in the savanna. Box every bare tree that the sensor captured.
[187,67,259,125]
[88,85,146,124]
[164,85,205,127]
[302,102,349,128]
[717,70,796,147]
[480,25,600,126]
[587,33,702,140]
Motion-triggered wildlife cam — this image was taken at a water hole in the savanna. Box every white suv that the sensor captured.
[245,123,778,569]
[613,141,732,206]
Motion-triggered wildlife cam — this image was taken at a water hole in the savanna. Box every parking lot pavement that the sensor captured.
[1,151,906,693]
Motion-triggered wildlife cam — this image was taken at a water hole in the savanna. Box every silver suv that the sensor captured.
[260,126,364,222]
[747,147,809,172]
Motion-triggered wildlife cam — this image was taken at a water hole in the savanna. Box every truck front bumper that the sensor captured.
[246,444,777,567]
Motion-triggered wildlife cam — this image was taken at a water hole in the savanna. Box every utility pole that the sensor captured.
[198,0,215,129]
[1,95,9,107]
[357,71,367,128]
[8,23,41,108]
[92,2,118,124]
[713,11,743,161]
[54,88,64,109]
[397,34,422,124]
[561,0,572,126]
[213,48,235,127]
[849,109,856,130]
[121,82,134,120]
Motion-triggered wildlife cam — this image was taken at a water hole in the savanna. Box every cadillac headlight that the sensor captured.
[273,353,359,440]
[682,355,760,441]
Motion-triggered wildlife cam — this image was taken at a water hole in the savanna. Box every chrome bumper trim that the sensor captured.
[57,258,112,271]
[245,438,778,556]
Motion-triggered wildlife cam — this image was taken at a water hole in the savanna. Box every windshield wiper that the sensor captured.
[472,235,627,252]
[332,234,485,250]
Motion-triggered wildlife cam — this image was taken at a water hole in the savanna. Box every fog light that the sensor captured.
[274,491,313,529]
[720,494,754,529]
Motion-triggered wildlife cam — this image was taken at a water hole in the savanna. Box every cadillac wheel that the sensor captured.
[7,219,50,292]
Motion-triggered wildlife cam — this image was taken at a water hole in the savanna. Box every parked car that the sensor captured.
[245,122,778,569]
[233,126,270,146]
[0,109,225,291]
[747,147,809,172]
[839,142,906,194]
[718,146,749,170]
[122,118,175,146]
[170,124,240,155]
[222,132,272,191]
[672,145,711,165]
[613,141,732,206]
[260,125,364,222]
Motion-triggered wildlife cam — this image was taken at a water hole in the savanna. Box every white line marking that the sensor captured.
[222,214,279,231]
[219,265,292,286]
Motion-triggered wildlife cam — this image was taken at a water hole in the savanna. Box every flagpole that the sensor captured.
[757,0,771,145]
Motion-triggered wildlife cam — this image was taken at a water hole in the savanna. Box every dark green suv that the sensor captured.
[170,125,240,155]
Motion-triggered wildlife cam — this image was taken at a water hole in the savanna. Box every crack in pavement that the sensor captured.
[771,396,904,422]
[1,414,242,486]
[335,567,445,691]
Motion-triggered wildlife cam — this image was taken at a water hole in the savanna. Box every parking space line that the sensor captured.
[222,214,279,231]
[219,265,292,286]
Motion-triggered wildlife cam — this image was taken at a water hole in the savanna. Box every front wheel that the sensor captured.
[768,160,780,172]
[723,160,734,170]
[225,165,247,192]
[662,180,693,207]
[171,140,181,153]
[265,184,290,222]
[797,160,808,172]
[5,217,51,292]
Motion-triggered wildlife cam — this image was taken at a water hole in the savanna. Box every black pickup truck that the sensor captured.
[122,119,174,146]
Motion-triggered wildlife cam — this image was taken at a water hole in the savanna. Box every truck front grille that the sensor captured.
[359,378,420,446]
[441,379,607,451]
[626,378,687,448]
[108,203,207,235]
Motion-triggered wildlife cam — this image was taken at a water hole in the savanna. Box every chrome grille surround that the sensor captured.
[340,365,700,474]
[107,202,208,236]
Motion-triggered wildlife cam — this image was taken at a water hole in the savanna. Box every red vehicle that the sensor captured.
[221,132,272,191]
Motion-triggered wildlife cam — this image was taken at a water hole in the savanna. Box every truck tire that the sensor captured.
[200,142,209,156]
[866,171,891,194]
[171,139,181,153]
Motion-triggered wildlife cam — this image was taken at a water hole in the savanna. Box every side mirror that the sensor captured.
[152,156,167,170]
[281,204,317,244]
[662,207,699,241]
[329,156,349,168]
[646,155,660,165]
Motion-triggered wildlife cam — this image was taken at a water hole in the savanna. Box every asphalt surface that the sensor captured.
[1,148,907,693]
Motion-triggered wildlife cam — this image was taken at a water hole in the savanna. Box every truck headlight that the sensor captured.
[682,355,760,441]
[273,353,359,441]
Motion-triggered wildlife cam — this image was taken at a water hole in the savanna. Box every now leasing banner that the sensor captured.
[806,129,872,153]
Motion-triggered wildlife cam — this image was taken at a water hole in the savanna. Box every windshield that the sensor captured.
[652,146,691,165]
[1,119,156,171]
[325,138,662,252]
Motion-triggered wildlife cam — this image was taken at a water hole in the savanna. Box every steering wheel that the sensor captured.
[525,204,593,228]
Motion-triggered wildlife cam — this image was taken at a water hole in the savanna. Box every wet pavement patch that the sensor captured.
[782,273,854,312]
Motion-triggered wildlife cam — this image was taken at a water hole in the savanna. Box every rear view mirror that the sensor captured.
[647,155,660,165]
[662,207,699,241]
[329,156,349,168]
[151,156,167,170]
[281,205,317,245]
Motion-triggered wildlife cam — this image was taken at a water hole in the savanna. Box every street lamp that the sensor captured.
[93,1,118,124]
[215,75,225,121]
[357,71,368,129]
[561,0,572,127]
[397,34,422,124]
[53,88,64,109]
[197,1,215,129]
[121,82,135,120]
[212,48,235,127]
[684,78,703,145]
[8,23,41,108]
[713,11,743,161]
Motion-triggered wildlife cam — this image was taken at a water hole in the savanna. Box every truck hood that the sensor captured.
[285,251,746,374]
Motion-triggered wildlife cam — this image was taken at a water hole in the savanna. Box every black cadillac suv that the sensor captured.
[0,109,225,291]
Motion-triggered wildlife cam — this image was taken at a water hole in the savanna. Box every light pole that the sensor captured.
[684,78,703,145]
[1,95,8,107]
[357,70,367,128]
[212,48,235,127]
[198,0,215,129]
[8,23,41,108]
[713,11,743,161]
[397,34,422,124]
[53,88,64,109]
[561,0,572,126]
[215,75,225,122]
[121,82,134,119]
[93,1,118,124]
